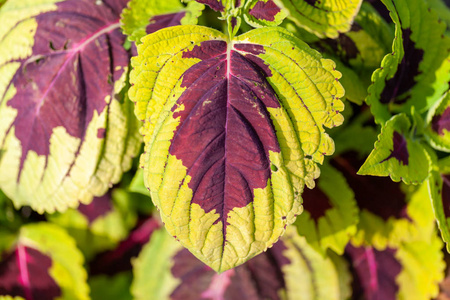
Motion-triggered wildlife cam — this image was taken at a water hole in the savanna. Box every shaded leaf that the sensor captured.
[294,162,358,255]
[243,0,287,28]
[129,25,344,271]
[89,272,133,300]
[346,237,444,300]
[332,150,436,249]
[0,0,141,213]
[132,226,351,300]
[358,113,430,184]
[426,92,450,152]
[47,188,138,260]
[346,245,402,300]
[0,223,88,300]
[89,216,160,275]
[366,0,450,124]
[275,0,363,38]
[427,155,450,250]
[121,0,204,45]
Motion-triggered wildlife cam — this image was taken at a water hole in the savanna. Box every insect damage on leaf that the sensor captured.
[129,25,344,271]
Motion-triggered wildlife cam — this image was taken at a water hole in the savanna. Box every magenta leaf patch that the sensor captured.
[346,244,401,300]
[78,192,114,225]
[248,0,281,21]
[0,246,60,300]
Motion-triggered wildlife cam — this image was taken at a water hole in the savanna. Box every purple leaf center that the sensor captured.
[381,131,409,165]
[249,0,281,22]
[0,246,61,300]
[431,106,450,136]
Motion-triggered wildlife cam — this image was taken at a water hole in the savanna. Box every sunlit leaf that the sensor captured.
[0,0,141,213]
[367,0,450,124]
[0,223,88,300]
[129,25,344,271]
[121,0,204,44]
[275,0,363,38]
[358,113,430,184]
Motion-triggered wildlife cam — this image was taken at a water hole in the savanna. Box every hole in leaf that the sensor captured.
[271,164,278,172]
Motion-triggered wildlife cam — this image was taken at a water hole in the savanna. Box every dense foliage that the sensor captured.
[0,0,450,299]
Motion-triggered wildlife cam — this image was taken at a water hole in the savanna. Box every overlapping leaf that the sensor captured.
[0,223,88,300]
[346,236,444,300]
[426,92,450,152]
[367,0,450,125]
[121,0,204,45]
[129,25,344,271]
[358,113,430,184]
[132,226,351,300]
[331,123,435,248]
[308,2,393,104]
[275,0,363,38]
[242,0,287,28]
[0,0,141,213]
[294,162,358,255]
[427,155,450,250]
[47,189,138,259]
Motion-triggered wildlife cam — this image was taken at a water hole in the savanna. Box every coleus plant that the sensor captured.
[0,0,450,298]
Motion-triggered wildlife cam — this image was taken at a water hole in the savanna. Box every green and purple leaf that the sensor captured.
[426,92,450,152]
[427,155,450,251]
[358,113,430,184]
[275,0,363,38]
[120,0,204,45]
[129,25,344,271]
[243,0,287,28]
[366,0,450,124]
[0,223,89,300]
[294,162,358,255]
[331,147,436,248]
[132,226,351,300]
[0,0,141,213]
[47,188,138,260]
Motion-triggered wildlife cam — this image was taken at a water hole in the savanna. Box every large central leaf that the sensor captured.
[129,25,344,271]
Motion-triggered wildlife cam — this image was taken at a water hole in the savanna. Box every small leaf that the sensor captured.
[358,113,430,184]
[0,0,141,213]
[426,92,450,152]
[294,162,358,255]
[427,155,450,251]
[367,0,450,124]
[0,223,89,300]
[129,25,344,271]
[275,0,363,38]
[121,0,204,45]
[192,0,226,11]
[243,0,287,28]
